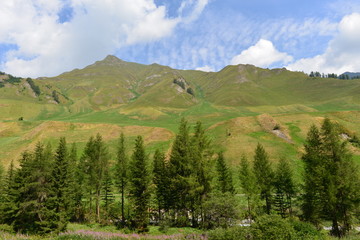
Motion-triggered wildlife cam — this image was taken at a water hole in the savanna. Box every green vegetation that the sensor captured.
[1,57,360,239]
[0,118,359,239]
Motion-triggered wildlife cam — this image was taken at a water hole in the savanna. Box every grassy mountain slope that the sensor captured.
[2,56,360,168]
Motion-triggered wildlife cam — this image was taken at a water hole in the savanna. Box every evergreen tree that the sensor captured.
[253,143,273,214]
[239,155,259,223]
[301,124,323,225]
[215,152,234,194]
[102,166,115,216]
[12,143,56,234]
[114,133,128,226]
[302,119,360,237]
[274,158,295,218]
[129,136,150,232]
[81,134,109,222]
[67,143,84,222]
[49,137,69,232]
[168,118,192,224]
[0,160,16,225]
[189,121,213,227]
[153,149,168,221]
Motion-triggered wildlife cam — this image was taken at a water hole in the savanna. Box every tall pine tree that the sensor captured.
[115,133,128,226]
[239,155,259,223]
[302,119,360,237]
[273,158,295,218]
[153,149,169,221]
[215,152,234,194]
[49,137,70,232]
[129,136,150,232]
[253,143,273,214]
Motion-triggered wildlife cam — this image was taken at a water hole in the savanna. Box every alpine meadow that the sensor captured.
[1,55,360,239]
[1,0,360,239]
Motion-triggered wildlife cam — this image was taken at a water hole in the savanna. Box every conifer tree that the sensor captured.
[102,167,115,215]
[129,136,150,232]
[190,122,213,224]
[12,143,55,234]
[274,158,295,218]
[301,124,323,225]
[215,151,234,194]
[81,134,109,222]
[115,133,128,226]
[239,155,258,223]
[253,143,273,214]
[168,118,192,222]
[67,143,84,222]
[302,119,360,237]
[49,137,69,232]
[153,149,168,221]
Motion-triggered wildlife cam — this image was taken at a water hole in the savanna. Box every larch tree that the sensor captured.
[273,157,295,218]
[115,133,128,226]
[215,151,234,194]
[49,137,70,232]
[239,155,259,223]
[153,149,168,221]
[253,143,273,214]
[129,136,150,232]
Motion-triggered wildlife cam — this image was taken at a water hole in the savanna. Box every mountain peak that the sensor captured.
[103,55,124,63]
[94,55,126,66]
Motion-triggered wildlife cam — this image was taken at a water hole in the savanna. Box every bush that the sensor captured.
[290,219,325,240]
[251,215,296,240]
[203,192,240,229]
[208,226,251,240]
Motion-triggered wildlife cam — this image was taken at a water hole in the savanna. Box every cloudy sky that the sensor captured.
[1,0,360,77]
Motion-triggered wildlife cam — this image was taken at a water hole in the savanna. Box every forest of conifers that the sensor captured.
[0,118,359,239]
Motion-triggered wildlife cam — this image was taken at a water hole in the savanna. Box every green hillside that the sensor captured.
[2,55,360,167]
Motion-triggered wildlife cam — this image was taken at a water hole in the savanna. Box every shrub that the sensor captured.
[290,219,325,240]
[251,215,296,240]
[208,226,250,240]
[26,78,41,96]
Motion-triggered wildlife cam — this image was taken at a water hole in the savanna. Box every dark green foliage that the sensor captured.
[251,215,296,240]
[26,78,41,96]
[253,143,273,214]
[273,158,295,218]
[215,152,234,194]
[208,226,251,240]
[203,192,240,229]
[0,82,4,88]
[173,78,186,89]
[101,168,115,215]
[6,74,22,84]
[349,134,360,147]
[81,134,110,223]
[152,149,169,221]
[114,133,128,226]
[49,137,70,232]
[186,87,195,96]
[302,119,360,237]
[67,143,84,222]
[52,90,60,103]
[168,118,192,216]
[9,143,57,234]
[238,155,259,222]
[129,136,150,232]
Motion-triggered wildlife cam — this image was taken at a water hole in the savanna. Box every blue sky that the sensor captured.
[1,0,360,77]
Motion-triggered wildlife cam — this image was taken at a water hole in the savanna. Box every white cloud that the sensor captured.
[195,65,214,72]
[287,13,360,74]
[0,0,208,77]
[230,39,293,67]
